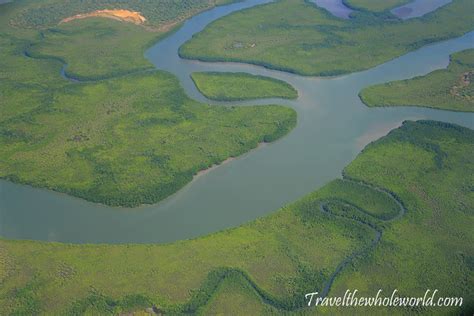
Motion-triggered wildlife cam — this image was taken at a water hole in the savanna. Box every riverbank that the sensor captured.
[2,10,474,242]
[179,0,474,76]
[1,121,472,315]
[360,49,474,112]
[0,0,297,208]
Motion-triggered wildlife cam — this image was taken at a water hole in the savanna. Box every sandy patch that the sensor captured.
[60,9,146,25]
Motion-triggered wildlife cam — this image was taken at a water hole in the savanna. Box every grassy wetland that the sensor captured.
[191,72,298,101]
[180,0,474,76]
[0,0,296,207]
[360,49,474,112]
[0,121,472,314]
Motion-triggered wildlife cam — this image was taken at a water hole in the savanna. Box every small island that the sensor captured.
[191,72,298,101]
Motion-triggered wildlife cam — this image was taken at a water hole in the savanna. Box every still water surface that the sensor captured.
[391,0,452,19]
[0,0,473,243]
[312,0,452,19]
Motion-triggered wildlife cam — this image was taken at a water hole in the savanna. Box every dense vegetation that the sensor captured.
[343,0,411,13]
[7,0,239,80]
[329,120,474,314]
[26,18,160,80]
[12,0,237,29]
[360,49,474,112]
[180,0,474,76]
[0,70,296,207]
[0,0,296,207]
[191,72,298,101]
[0,120,472,314]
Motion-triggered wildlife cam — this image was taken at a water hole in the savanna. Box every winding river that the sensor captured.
[0,0,473,244]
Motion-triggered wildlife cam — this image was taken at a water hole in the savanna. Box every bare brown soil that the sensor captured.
[60,9,146,25]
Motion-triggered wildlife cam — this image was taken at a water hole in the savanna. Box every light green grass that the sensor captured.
[180,0,474,76]
[360,49,474,112]
[191,72,298,101]
[0,120,472,315]
[315,179,401,220]
[198,272,279,315]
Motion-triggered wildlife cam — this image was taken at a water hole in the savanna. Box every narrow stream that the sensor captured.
[0,0,472,244]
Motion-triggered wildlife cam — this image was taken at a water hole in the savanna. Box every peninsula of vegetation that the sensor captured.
[0,0,296,207]
[10,0,241,80]
[0,121,472,314]
[360,49,474,112]
[179,0,474,76]
[12,0,237,29]
[191,72,298,101]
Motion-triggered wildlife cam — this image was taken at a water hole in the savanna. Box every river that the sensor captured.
[0,0,472,243]
[312,0,452,20]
